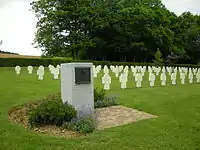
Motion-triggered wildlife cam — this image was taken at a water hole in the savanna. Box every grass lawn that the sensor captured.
[0,67,200,150]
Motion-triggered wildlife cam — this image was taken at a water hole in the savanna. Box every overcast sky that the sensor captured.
[0,0,200,56]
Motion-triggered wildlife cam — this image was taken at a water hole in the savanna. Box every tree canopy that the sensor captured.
[31,0,200,64]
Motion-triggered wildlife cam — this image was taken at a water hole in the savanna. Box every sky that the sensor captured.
[0,0,200,56]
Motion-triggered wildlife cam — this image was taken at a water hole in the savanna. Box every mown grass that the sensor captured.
[0,67,200,150]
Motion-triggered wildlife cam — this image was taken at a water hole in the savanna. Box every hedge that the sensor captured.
[0,57,199,68]
[0,57,72,67]
[0,57,153,67]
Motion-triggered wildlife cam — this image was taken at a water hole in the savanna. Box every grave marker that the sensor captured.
[52,67,60,79]
[160,72,166,86]
[180,72,186,84]
[119,73,127,89]
[102,74,111,90]
[188,72,193,84]
[15,66,21,75]
[37,68,44,80]
[27,66,33,74]
[171,73,176,85]
[135,73,142,88]
[196,73,200,83]
[149,73,156,87]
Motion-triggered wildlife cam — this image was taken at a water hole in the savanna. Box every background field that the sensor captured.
[0,67,200,150]
[0,53,40,58]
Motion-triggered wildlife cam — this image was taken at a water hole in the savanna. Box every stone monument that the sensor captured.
[60,63,94,117]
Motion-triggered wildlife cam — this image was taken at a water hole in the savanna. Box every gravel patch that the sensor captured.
[96,105,157,130]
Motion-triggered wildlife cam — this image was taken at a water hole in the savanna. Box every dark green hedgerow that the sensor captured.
[1,57,199,68]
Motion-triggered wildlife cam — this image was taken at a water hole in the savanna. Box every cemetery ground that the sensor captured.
[1,67,200,150]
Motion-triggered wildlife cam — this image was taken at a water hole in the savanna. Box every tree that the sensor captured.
[31,0,96,59]
[183,14,200,63]
[153,48,164,66]
[31,0,200,64]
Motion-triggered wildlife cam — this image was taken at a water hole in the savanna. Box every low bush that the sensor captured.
[42,93,62,103]
[94,88,119,108]
[63,116,96,133]
[95,95,119,108]
[28,100,77,127]
[94,88,106,102]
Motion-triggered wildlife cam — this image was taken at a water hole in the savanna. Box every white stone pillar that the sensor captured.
[61,63,94,117]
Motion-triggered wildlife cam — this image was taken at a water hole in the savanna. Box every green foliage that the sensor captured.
[31,0,95,59]
[0,57,72,67]
[94,88,119,108]
[31,0,200,63]
[94,88,106,102]
[0,57,200,68]
[29,100,77,127]
[94,96,119,108]
[63,116,96,133]
[153,49,164,66]
[0,57,152,67]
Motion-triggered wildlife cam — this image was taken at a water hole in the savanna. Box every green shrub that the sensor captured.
[94,95,119,108]
[42,93,62,103]
[93,88,119,108]
[0,57,72,67]
[28,100,77,127]
[0,57,199,68]
[94,88,106,102]
[153,48,164,66]
[63,116,96,133]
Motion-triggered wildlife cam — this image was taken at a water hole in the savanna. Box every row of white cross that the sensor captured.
[93,65,200,90]
[14,65,200,87]
[14,65,60,80]
[93,65,200,76]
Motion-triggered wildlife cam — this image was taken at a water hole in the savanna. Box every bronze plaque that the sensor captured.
[75,67,91,84]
